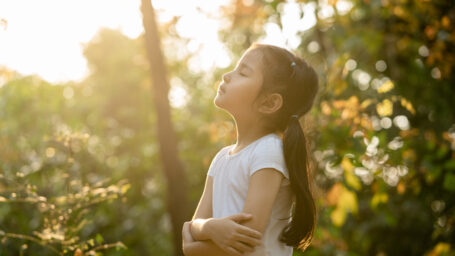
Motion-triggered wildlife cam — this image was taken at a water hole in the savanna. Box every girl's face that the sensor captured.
[214,49,264,119]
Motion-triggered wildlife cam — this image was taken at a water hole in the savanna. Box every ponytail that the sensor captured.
[279,115,317,251]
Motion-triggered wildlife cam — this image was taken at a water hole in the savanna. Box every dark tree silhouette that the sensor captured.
[140,1,190,255]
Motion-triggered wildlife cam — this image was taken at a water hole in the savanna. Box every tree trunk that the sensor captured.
[140,1,190,255]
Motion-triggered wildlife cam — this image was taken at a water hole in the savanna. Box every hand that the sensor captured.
[206,213,262,256]
[182,221,194,254]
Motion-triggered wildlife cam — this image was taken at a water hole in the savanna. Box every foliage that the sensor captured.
[1,0,455,255]
[0,106,129,255]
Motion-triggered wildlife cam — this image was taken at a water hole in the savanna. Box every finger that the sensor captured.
[183,221,192,232]
[235,233,262,247]
[182,222,194,241]
[228,213,252,223]
[182,228,190,240]
[225,246,242,256]
[182,222,189,233]
[237,225,262,239]
[231,241,254,254]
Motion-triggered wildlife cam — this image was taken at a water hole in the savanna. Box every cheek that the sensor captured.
[230,91,260,115]
[237,80,262,102]
[215,79,261,110]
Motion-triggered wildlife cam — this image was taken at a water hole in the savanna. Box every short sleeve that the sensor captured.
[207,146,228,177]
[249,137,289,179]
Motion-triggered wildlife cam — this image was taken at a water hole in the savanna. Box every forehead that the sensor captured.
[238,49,263,69]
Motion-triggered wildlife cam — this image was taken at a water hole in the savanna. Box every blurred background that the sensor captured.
[0,0,454,255]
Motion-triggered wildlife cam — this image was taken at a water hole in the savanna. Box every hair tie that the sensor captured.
[289,60,297,78]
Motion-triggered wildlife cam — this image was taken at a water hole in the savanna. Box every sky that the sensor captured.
[0,0,327,84]
[0,0,143,83]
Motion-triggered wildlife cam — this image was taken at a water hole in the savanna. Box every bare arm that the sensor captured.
[184,237,241,256]
[183,168,283,256]
[239,168,284,234]
[190,175,213,240]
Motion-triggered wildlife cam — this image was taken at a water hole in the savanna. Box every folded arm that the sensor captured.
[184,175,245,255]
[189,175,213,241]
[183,169,284,255]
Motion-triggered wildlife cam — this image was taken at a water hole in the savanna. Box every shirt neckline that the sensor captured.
[225,133,277,159]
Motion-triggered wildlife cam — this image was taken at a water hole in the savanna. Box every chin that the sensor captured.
[213,96,232,114]
[214,95,224,108]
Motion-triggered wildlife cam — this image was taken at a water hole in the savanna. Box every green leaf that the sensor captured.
[444,159,455,171]
[95,233,104,245]
[384,209,397,227]
[436,144,448,159]
[443,173,455,191]
[115,241,127,250]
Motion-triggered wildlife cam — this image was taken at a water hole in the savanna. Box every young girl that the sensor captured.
[182,43,319,256]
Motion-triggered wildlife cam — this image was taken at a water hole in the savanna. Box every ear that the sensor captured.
[257,93,283,115]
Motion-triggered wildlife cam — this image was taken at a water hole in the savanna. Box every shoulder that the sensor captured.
[209,145,231,166]
[207,145,232,177]
[214,145,231,159]
[248,133,289,179]
[252,133,284,154]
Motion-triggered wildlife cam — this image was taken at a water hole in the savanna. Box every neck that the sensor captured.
[232,114,271,148]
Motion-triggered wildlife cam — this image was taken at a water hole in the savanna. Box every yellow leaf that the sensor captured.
[321,101,332,115]
[121,184,131,194]
[341,157,354,172]
[342,157,361,191]
[400,97,416,115]
[326,182,342,206]
[442,16,450,29]
[425,242,451,256]
[330,185,358,227]
[376,99,393,116]
[345,171,362,191]
[397,181,406,195]
[87,239,95,247]
[360,99,373,109]
[370,192,388,210]
[377,80,394,93]
[329,184,358,227]
[328,0,338,6]
[330,205,346,227]
[339,187,358,214]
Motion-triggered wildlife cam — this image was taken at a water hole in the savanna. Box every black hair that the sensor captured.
[249,43,319,251]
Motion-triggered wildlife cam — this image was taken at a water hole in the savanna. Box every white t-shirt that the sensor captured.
[207,133,294,256]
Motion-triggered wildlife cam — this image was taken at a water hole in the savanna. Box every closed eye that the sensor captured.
[237,62,253,77]
[235,68,247,77]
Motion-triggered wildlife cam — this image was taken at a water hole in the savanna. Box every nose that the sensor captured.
[222,71,232,83]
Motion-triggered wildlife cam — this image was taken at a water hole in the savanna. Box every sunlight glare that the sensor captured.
[1,0,314,84]
[169,76,189,108]
[259,1,316,49]
[0,0,142,83]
